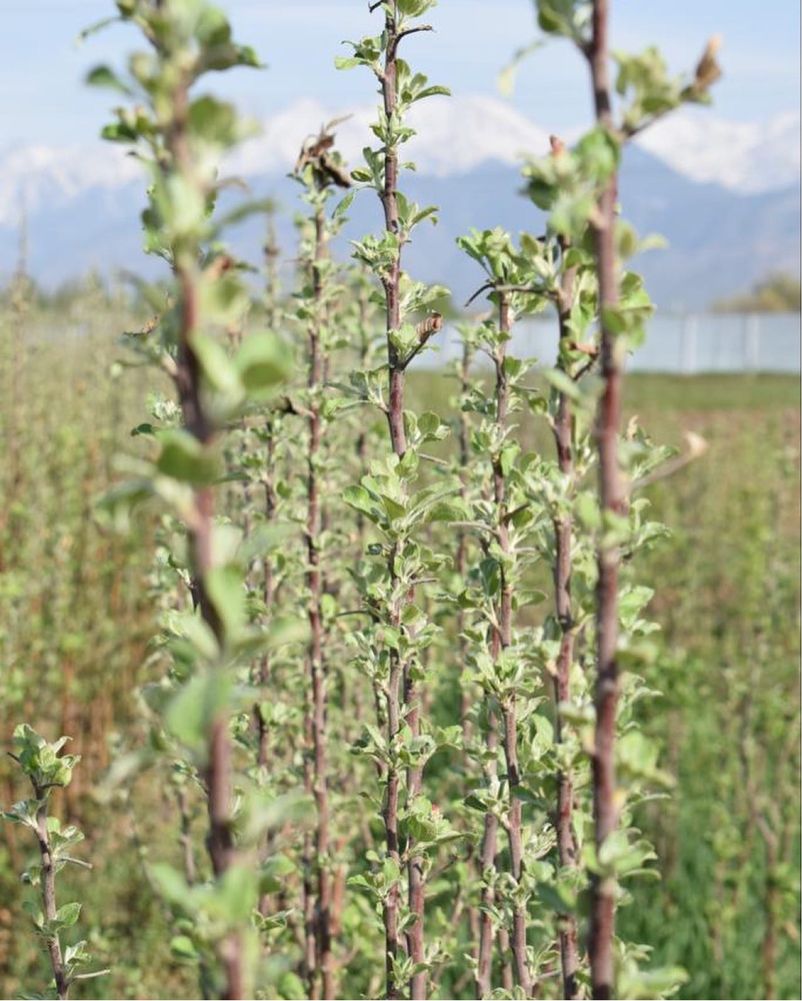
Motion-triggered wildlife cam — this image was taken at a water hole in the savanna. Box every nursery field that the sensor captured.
[0,2,798,1000]
[0,297,798,999]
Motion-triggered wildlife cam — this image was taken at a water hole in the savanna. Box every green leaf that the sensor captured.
[397,0,438,15]
[234,333,290,395]
[343,485,378,519]
[426,501,463,523]
[259,852,296,894]
[155,175,207,240]
[205,564,247,640]
[215,864,259,924]
[156,430,219,485]
[418,412,441,436]
[413,85,451,103]
[192,333,243,402]
[149,864,191,911]
[575,126,621,182]
[165,671,235,756]
[497,40,544,97]
[55,902,81,928]
[170,935,199,963]
[188,96,239,147]
[381,494,407,522]
[86,65,132,96]
[333,190,356,220]
[544,368,582,402]
[278,971,307,1001]
[78,15,121,42]
[242,791,314,842]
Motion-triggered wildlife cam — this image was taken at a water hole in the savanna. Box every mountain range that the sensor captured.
[1,96,798,310]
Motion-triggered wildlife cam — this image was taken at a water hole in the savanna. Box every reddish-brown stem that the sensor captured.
[206,714,236,877]
[169,75,243,999]
[475,332,503,998]
[456,343,483,973]
[176,253,236,918]
[493,295,533,997]
[476,757,499,997]
[383,628,403,1001]
[498,927,514,993]
[177,784,197,886]
[35,801,69,1000]
[250,323,284,932]
[405,659,426,1001]
[456,342,473,748]
[175,274,241,994]
[551,239,582,999]
[380,19,403,996]
[354,290,372,538]
[376,9,424,997]
[250,194,279,764]
[303,204,334,999]
[255,427,277,770]
[585,3,624,997]
[501,704,531,996]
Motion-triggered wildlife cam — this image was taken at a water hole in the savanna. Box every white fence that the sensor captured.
[434,313,801,373]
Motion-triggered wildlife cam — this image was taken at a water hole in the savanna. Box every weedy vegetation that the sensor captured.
[0,1,798,1001]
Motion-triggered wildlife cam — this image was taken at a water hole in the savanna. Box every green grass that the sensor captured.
[620,376,800,1000]
[0,321,798,1001]
[412,368,801,999]
[625,372,799,411]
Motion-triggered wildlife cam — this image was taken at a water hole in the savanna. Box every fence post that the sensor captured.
[746,314,760,372]
[680,313,698,374]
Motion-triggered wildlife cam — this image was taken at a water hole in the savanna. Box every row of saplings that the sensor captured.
[2,1,720,999]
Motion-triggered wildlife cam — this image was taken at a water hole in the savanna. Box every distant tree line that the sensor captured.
[713,272,801,313]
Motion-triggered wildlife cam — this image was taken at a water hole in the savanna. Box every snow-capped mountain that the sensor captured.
[2,96,797,228]
[0,96,798,308]
[230,95,553,180]
[0,143,140,228]
[0,95,551,228]
[638,108,800,194]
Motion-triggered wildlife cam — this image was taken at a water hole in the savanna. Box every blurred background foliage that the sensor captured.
[713,273,801,314]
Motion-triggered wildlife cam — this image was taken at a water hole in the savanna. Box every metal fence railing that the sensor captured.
[432,312,801,373]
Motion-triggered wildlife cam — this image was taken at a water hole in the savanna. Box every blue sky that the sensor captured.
[3,0,800,147]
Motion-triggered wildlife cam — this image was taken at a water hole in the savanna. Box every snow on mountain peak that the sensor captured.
[0,95,550,227]
[230,94,552,178]
[637,108,800,194]
[407,95,552,175]
[0,143,140,227]
[0,97,797,228]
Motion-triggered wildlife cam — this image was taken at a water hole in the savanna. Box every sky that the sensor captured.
[1,0,800,149]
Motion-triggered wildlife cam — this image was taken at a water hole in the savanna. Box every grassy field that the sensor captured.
[420,369,800,1000]
[0,297,798,999]
[602,374,798,1000]
[618,375,800,1000]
